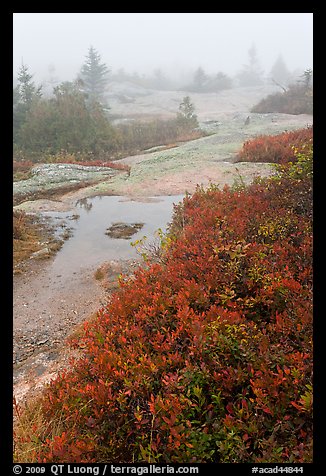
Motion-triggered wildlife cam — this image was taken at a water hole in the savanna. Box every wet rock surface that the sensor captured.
[13,163,122,204]
[13,256,141,404]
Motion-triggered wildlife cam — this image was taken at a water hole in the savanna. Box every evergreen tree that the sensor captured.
[237,43,264,87]
[13,86,21,141]
[43,64,60,94]
[299,68,313,90]
[205,72,233,92]
[269,54,291,86]
[13,63,42,143]
[152,68,170,90]
[17,62,42,106]
[16,79,119,157]
[193,67,208,91]
[176,96,198,130]
[79,46,110,108]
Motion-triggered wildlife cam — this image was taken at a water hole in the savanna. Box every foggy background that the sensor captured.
[13,13,313,87]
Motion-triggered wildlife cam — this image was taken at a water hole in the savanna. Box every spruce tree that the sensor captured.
[176,96,198,130]
[17,62,42,106]
[237,43,264,87]
[79,46,110,108]
[193,67,207,91]
[269,55,291,86]
[13,63,42,143]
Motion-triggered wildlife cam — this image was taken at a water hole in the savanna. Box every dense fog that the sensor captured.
[13,12,313,89]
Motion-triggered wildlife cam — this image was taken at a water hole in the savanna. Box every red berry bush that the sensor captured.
[19,142,312,464]
[235,126,312,164]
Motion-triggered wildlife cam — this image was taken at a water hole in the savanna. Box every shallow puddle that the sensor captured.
[42,195,184,278]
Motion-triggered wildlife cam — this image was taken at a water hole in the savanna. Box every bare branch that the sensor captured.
[271,78,287,93]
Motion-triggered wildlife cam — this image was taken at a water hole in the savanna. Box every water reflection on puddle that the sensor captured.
[42,195,184,276]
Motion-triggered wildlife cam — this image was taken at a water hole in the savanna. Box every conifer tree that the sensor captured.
[176,96,198,129]
[13,63,42,142]
[269,54,291,86]
[17,62,42,106]
[237,43,264,87]
[79,46,110,108]
[193,67,207,91]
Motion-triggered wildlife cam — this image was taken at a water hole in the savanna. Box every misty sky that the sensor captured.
[13,13,313,83]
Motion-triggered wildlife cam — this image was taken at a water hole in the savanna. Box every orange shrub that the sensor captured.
[21,149,313,464]
[235,126,312,164]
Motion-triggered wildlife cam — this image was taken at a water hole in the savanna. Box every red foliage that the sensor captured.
[29,154,312,463]
[235,126,312,164]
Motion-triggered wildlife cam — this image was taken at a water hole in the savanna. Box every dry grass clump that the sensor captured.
[13,211,66,273]
[94,267,105,281]
[13,211,43,269]
[13,395,69,463]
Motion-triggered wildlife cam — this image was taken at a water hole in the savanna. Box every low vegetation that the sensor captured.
[114,116,203,156]
[13,211,44,270]
[13,210,67,272]
[14,115,205,167]
[235,126,312,164]
[13,70,204,167]
[14,134,313,463]
[251,70,313,115]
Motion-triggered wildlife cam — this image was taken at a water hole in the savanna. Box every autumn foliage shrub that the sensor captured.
[235,126,312,164]
[20,144,312,464]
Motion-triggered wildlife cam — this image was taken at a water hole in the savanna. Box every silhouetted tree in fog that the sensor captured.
[299,68,313,90]
[79,46,110,109]
[204,72,233,92]
[237,43,264,87]
[193,67,208,91]
[269,54,291,86]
